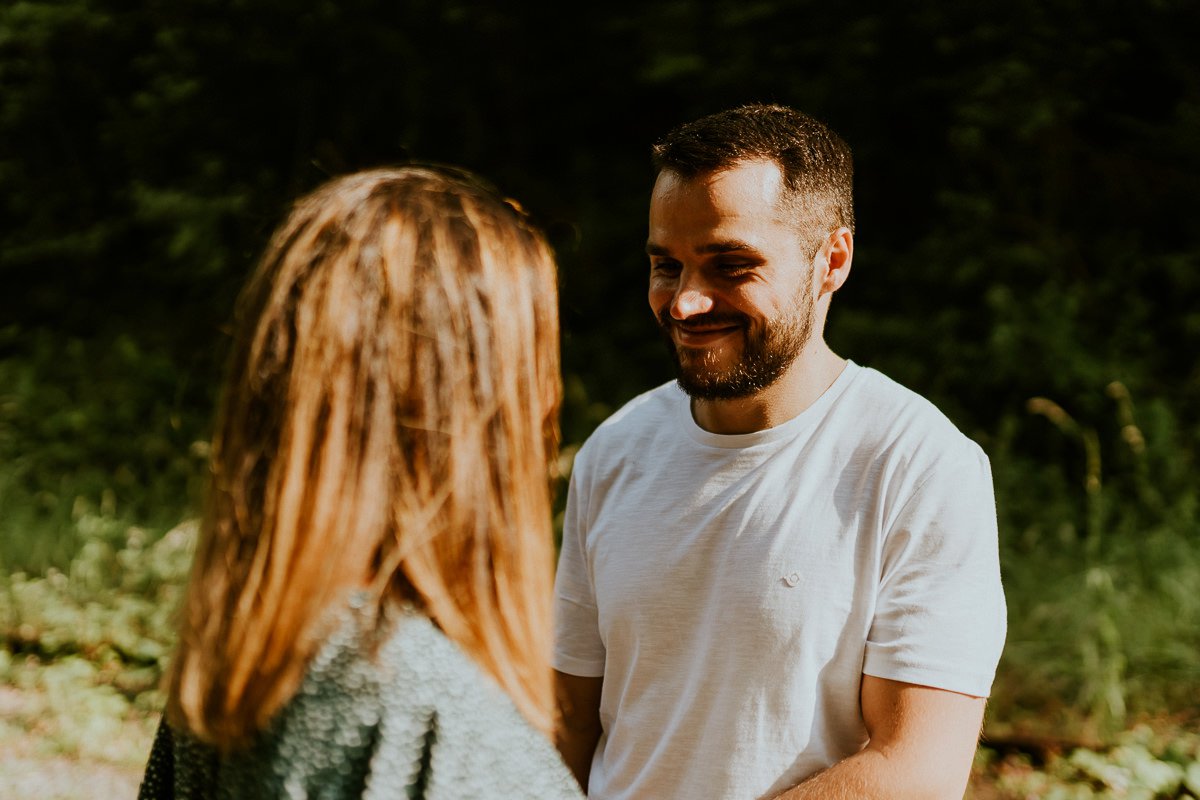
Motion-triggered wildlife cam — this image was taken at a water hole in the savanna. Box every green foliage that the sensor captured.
[0,648,159,765]
[983,726,1200,799]
[0,514,193,669]
[0,327,210,572]
[990,384,1200,736]
[0,514,191,765]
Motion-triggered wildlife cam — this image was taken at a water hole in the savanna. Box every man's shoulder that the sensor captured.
[846,364,948,419]
[576,380,682,454]
[843,364,983,462]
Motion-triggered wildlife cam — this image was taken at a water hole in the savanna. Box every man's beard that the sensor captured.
[657,295,815,401]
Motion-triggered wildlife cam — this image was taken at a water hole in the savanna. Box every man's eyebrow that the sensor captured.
[645,240,758,256]
[697,240,757,255]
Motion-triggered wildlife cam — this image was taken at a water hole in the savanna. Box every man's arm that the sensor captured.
[554,670,604,792]
[775,675,985,800]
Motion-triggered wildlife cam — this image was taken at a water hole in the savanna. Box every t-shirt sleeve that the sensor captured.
[552,462,606,678]
[863,445,1007,697]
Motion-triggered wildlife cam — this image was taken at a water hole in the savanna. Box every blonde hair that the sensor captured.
[166,166,562,747]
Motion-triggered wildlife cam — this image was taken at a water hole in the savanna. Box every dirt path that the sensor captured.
[0,756,141,800]
[0,683,150,800]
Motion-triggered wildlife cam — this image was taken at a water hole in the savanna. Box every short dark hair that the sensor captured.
[652,104,855,247]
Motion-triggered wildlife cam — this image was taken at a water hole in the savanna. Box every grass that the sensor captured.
[0,326,211,574]
[989,386,1200,743]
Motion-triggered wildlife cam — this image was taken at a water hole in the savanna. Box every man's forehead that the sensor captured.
[653,159,787,204]
[648,160,796,249]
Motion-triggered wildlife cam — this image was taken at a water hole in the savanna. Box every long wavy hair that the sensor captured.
[165,166,562,748]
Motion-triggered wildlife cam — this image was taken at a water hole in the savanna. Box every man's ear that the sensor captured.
[819,227,853,296]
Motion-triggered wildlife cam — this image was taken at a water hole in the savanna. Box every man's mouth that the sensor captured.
[673,321,742,346]
[657,310,749,349]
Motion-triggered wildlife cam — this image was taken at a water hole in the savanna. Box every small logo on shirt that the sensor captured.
[782,572,801,587]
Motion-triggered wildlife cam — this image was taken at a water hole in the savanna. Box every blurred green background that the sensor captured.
[2,0,1199,796]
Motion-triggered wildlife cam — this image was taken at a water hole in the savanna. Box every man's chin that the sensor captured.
[673,351,799,401]
[674,365,756,401]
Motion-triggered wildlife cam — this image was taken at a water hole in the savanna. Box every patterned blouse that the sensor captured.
[137,603,585,799]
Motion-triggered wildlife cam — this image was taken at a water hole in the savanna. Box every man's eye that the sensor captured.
[652,261,682,275]
[717,262,753,274]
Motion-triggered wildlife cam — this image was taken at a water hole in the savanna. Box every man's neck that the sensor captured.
[690,343,847,435]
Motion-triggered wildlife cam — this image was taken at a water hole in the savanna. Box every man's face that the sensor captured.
[647,160,819,400]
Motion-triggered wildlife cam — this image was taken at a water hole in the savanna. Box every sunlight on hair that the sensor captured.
[166,166,562,748]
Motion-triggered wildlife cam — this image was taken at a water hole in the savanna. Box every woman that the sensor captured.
[138,166,584,799]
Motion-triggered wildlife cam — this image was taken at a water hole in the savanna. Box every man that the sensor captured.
[552,104,1007,800]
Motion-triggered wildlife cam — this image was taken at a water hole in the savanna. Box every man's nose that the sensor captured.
[670,272,714,319]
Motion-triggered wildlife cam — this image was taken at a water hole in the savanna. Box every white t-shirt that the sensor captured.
[553,362,1007,800]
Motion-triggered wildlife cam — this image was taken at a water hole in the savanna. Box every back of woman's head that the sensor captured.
[168,166,561,747]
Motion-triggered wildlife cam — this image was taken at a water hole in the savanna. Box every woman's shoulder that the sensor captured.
[141,602,582,799]
[368,608,583,798]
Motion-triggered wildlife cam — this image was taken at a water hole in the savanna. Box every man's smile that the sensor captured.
[672,321,742,347]
[658,310,748,349]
